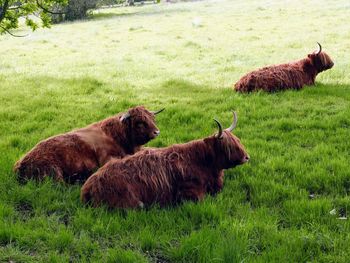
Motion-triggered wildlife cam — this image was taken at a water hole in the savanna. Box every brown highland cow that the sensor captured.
[81,112,249,209]
[234,43,334,92]
[14,106,164,183]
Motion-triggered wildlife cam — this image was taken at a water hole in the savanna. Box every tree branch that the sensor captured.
[0,25,28,37]
[0,0,10,23]
[8,4,22,10]
[36,0,65,14]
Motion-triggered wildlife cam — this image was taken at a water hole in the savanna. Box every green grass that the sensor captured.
[1,0,350,261]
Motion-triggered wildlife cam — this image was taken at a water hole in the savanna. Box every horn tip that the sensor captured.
[152,108,165,115]
[316,42,322,54]
[231,111,238,120]
[213,118,219,126]
[213,118,223,138]
[213,118,221,125]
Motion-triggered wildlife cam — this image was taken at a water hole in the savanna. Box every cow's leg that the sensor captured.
[209,171,224,196]
[49,166,65,182]
[110,195,143,209]
[108,184,144,209]
[16,162,64,183]
[180,189,205,203]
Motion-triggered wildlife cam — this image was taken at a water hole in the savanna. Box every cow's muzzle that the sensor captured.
[152,130,160,138]
[241,155,250,163]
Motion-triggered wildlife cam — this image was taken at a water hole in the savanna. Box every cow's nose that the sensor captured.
[243,155,250,163]
[153,130,160,136]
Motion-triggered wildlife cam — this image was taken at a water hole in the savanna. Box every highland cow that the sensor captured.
[234,43,334,92]
[81,112,249,209]
[14,106,164,183]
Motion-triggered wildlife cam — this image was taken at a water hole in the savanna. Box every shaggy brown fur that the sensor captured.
[81,116,249,209]
[234,43,334,92]
[14,106,163,183]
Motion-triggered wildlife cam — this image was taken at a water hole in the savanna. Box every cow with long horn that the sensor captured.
[14,106,164,183]
[234,43,334,92]
[81,112,249,209]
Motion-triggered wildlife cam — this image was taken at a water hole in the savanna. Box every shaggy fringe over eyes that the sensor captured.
[319,53,332,69]
[222,136,232,160]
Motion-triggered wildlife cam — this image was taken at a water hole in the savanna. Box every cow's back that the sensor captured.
[14,133,98,183]
[75,126,126,165]
[235,62,307,92]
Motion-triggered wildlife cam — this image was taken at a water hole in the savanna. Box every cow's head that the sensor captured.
[120,106,164,146]
[205,112,249,169]
[308,42,334,72]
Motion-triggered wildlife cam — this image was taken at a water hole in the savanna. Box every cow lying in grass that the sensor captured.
[234,43,334,92]
[81,112,249,209]
[14,106,164,183]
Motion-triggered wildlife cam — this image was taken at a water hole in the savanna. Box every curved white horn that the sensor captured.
[226,111,238,132]
[120,112,130,122]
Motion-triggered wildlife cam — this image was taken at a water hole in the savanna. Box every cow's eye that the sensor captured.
[136,122,146,128]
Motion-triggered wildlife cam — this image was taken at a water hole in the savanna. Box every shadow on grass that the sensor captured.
[231,82,350,100]
[152,78,243,112]
[159,78,349,98]
[0,75,136,108]
[303,82,350,98]
[0,75,139,152]
[158,78,213,95]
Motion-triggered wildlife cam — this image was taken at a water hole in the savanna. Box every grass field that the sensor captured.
[1,0,350,261]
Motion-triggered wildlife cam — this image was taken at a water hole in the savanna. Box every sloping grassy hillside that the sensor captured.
[0,0,349,262]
